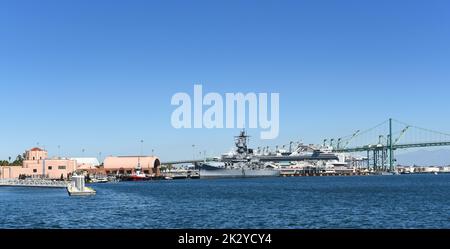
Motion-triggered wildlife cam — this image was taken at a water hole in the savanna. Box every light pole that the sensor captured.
[138,140,144,169]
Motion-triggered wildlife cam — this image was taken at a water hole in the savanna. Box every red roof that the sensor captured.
[30,147,44,151]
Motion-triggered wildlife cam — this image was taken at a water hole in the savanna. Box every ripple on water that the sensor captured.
[0,175,449,228]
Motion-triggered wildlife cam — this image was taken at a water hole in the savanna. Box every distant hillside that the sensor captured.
[395,149,450,166]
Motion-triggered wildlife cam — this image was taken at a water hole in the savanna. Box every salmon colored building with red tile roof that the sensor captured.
[0,147,77,179]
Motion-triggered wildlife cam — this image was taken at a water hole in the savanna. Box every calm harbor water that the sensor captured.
[0,174,449,229]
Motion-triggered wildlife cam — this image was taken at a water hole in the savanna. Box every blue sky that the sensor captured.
[1,0,450,161]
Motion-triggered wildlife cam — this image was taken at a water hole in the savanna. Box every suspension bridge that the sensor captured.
[327,118,450,172]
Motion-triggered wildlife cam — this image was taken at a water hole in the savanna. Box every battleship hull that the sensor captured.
[199,168,280,178]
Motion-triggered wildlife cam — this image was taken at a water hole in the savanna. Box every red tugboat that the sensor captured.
[123,141,150,181]
[128,162,148,181]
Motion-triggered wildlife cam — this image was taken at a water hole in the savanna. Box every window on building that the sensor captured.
[58,166,66,170]
[33,169,37,173]
[33,157,35,160]
[48,166,52,170]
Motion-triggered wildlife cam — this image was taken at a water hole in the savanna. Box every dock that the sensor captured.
[67,175,96,196]
[162,170,200,180]
[0,178,68,188]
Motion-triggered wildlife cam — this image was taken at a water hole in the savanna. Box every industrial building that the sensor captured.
[103,156,161,176]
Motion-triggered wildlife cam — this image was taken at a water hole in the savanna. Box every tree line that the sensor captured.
[0,154,25,166]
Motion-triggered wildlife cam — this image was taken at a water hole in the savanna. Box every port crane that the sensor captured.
[335,130,360,150]
[332,119,450,171]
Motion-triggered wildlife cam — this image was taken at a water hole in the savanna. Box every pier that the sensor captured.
[162,170,200,179]
[280,172,371,177]
[0,178,68,188]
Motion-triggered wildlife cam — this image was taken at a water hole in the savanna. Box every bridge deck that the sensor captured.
[333,142,450,153]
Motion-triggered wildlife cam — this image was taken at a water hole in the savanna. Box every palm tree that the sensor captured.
[12,154,24,166]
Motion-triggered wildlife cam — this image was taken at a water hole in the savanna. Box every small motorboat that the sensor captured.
[90,177,109,183]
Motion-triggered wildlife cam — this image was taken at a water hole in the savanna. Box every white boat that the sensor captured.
[377,172,394,176]
[90,177,109,183]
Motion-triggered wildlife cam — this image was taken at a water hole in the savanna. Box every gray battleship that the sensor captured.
[199,130,340,178]
[199,130,280,178]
